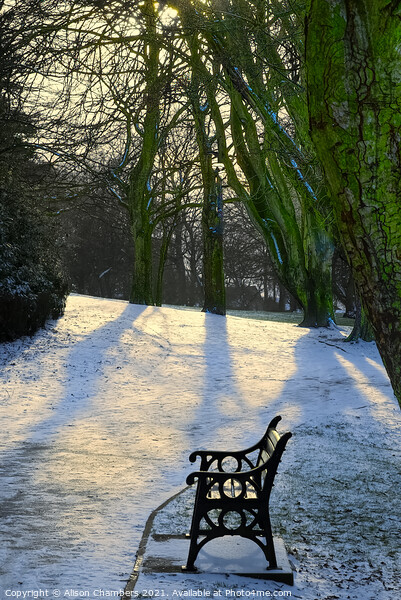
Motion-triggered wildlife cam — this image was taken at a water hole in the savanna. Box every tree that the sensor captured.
[186,34,226,315]
[305,0,401,406]
[0,2,67,340]
[127,0,163,304]
[169,0,337,326]
[13,0,191,306]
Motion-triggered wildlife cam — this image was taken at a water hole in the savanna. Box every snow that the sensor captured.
[0,294,400,599]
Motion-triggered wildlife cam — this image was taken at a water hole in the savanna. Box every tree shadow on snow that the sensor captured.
[190,312,249,446]
[15,303,148,446]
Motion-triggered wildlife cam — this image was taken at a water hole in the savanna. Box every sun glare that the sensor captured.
[156,2,179,23]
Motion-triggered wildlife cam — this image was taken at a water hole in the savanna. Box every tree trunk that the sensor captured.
[129,204,153,305]
[188,37,226,316]
[128,0,160,306]
[278,283,287,312]
[227,85,334,326]
[299,212,335,327]
[347,297,375,343]
[202,169,226,315]
[344,273,356,319]
[306,0,401,406]
[155,225,174,307]
[173,217,187,305]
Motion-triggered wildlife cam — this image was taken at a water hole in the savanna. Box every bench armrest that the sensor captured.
[188,448,258,470]
[186,462,267,486]
[187,431,292,487]
[188,416,283,471]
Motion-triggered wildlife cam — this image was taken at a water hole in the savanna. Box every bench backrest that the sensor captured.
[256,428,280,467]
[254,427,291,498]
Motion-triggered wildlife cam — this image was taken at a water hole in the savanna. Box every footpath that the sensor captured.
[123,486,295,599]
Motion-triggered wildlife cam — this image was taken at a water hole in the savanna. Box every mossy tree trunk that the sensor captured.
[227,86,335,326]
[347,297,375,343]
[300,210,335,326]
[188,35,226,316]
[202,169,225,315]
[128,0,160,305]
[129,190,154,305]
[306,0,401,406]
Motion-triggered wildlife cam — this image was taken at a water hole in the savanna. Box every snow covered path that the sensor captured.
[0,295,400,599]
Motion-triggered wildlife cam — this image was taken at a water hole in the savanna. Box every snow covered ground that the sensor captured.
[0,294,400,599]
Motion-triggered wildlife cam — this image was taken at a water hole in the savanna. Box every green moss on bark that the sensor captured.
[306,0,401,406]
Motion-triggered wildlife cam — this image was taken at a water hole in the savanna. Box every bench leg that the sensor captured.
[259,513,277,569]
[183,511,202,571]
[182,537,200,571]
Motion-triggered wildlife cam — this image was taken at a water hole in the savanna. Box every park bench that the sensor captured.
[182,415,292,572]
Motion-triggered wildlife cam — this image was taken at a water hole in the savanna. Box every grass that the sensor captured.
[165,304,355,328]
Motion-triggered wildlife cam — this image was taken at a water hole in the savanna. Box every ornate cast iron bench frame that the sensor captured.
[183,416,292,572]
